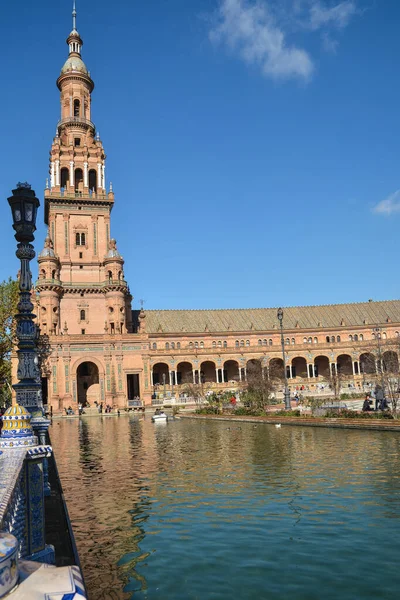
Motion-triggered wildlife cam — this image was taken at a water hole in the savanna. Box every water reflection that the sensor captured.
[50,417,400,600]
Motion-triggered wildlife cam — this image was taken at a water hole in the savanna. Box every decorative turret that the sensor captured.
[36,232,62,336]
[104,239,130,334]
[46,0,108,204]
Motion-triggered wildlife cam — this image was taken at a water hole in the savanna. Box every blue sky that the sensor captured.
[0,0,399,310]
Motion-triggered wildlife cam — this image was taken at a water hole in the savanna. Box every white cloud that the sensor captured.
[308,1,357,30]
[209,0,360,80]
[373,190,400,216]
[209,0,314,81]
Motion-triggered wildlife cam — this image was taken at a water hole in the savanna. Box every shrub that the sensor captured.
[273,409,302,417]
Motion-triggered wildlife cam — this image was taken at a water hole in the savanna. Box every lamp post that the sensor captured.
[374,326,386,405]
[8,183,42,413]
[277,307,291,410]
[8,184,51,495]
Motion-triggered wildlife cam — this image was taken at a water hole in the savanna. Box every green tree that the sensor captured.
[0,278,19,407]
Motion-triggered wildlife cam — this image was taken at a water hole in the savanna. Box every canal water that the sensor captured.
[50,416,400,599]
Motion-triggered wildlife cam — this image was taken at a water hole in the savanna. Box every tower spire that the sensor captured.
[72,1,77,31]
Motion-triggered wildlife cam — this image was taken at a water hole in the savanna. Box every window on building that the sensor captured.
[291,338,295,345]
[349,335,353,341]
[246,340,250,346]
[189,342,193,349]
[354,334,358,342]
[74,99,80,117]
[218,341,222,347]
[269,339,273,346]
[359,334,363,341]
[240,340,244,347]
[337,335,341,342]
[330,336,335,343]
[223,341,227,348]
[177,342,181,349]
[80,309,86,321]
[110,323,115,334]
[81,329,85,335]
[326,336,330,343]
[212,341,216,348]
[263,339,267,346]
[285,338,290,345]
[152,343,157,350]
[303,337,307,344]
[76,232,86,246]
[195,342,199,348]
[165,343,170,350]
[74,138,81,146]
[314,337,318,344]
[79,252,83,259]
[171,342,175,349]
[258,339,262,346]
[235,340,239,348]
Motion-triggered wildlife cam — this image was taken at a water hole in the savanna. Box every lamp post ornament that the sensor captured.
[8,183,43,414]
[277,307,292,411]
[8,184,51,494]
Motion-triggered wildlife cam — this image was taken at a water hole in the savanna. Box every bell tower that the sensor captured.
[37,3,132,335]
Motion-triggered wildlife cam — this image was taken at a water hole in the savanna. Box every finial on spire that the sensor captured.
[72,1,77,31]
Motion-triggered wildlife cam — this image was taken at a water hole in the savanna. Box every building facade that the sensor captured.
[27,10,400,412]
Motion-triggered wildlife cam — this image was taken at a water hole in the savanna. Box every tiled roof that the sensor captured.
[137,300,400,334]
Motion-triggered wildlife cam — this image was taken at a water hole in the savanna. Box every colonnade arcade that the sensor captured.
[151,350,400,388]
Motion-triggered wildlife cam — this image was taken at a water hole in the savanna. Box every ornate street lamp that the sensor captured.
[373,326,386,407]
[8,183,42,413]
[8,184,51,493]
[277,307,291,410]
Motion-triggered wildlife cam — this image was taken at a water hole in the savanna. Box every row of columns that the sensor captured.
[151,359,371,385]
[49,161,105,190]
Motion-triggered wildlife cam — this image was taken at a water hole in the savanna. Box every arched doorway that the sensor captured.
[292,357,307,378]
[77,361,99,407]
[152,363,169,386]
[360,353,376,375]
[246,359,262,383]
[383,351,399,374]
[314,355,330,378]
[224,360,239,382]
[200,361,216,383]
[336,354,352,375]
[177,361,193,385]
[269,358,284,380]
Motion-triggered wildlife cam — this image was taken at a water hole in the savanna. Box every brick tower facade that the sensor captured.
[33,6,147,412]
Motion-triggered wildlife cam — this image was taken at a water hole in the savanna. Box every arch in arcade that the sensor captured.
[224,360,240,382]
[291,356,307,379]
[177,361,193,385]
[360,352,376,375]
[314,355,330,379]
[269,358,284,380]
[152,362,170,386]
[76,361,100,407]
[383,351,399,374]
[336,354,353,376]
[200,361,216,383]
[246,359,263,382]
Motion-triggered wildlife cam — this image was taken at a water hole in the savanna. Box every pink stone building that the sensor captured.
[27,9,400,413]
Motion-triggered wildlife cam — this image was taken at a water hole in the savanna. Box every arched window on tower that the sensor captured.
[60,168,69,190]
[108,270,112,283]
[80,309,86,321]
[89,170,97,193]
[75,169,83,193]
[74,99,80,117]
